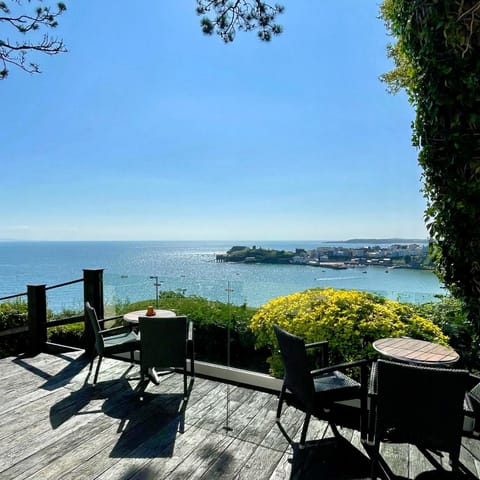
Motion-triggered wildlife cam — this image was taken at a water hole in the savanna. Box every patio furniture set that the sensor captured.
[273,325,480,479]
[84,302,480,479]
[85,302,194,398]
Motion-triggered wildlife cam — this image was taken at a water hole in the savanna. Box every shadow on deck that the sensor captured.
[0,351,479,479]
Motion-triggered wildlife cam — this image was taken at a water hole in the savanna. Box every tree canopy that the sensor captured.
[196,0,284,42]
[0,0,67,79]
[380,0,480,336]
[0,1,282,79]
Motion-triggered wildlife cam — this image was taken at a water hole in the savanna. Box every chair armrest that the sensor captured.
[464,395,476,417]
[305,340,328,349]
[99,325,133,336]
[186,321,195,374]
[311,358,369,377]
[367,360,378,396]
[98,314,124,324]
[187,320,194,341]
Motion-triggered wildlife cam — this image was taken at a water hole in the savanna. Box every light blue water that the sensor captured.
[0,241,445,312]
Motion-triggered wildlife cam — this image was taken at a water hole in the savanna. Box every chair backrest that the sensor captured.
[139,316,188,371]
[373,359,469,453]
[85,301,104,354]
[273,325,315,409]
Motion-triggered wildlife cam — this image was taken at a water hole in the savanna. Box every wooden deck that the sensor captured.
[0,352,479,480]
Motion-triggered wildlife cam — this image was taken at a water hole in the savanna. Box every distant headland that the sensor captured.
[336,238,428,244]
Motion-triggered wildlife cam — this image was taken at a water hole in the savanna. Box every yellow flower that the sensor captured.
[250,287,448,376]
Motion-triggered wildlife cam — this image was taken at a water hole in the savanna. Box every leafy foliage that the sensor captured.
[380,0,480,336]
[0,300,28,357]
[48,321,84,348]
[47,308,85,348]
[414,295,480,371]
[116,291,269,372]
[196,0,284,42]
[0,0,67,79]
[250,288,448,376]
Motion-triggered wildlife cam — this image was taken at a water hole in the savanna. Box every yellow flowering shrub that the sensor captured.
[249,288,449,377]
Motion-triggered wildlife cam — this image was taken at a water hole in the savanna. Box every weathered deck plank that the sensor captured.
[0,351,479,480]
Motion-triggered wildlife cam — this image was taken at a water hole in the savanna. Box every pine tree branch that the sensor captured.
[0,1,67,79]
[196,0,284,42]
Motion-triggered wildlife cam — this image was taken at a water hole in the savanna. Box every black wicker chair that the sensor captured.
[85,301,140,385]
[366,359,471,479]
[138,315,194,399]
[273,324,368,448]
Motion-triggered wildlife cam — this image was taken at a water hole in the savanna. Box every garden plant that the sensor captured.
[250,287,448,377]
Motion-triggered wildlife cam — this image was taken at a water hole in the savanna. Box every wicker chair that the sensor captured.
[273,324,368,448]
[85,301,140,385]
[366,359,471,479]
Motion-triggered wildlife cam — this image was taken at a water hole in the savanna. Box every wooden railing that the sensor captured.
[0,269,105,355]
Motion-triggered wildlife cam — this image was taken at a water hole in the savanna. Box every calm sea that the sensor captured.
[0,241,445,312]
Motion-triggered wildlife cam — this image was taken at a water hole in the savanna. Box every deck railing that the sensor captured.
[0,269,284,394]
[0,269,105,355]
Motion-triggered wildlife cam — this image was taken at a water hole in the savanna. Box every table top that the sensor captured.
[373,337,459,366]
[123,309,176,323]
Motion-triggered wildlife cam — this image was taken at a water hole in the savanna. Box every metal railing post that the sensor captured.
[83,269,104,355]
[27,284,47,355]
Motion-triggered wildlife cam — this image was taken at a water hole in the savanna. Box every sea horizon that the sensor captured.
[0,238,429,245]
[0,240,443,313]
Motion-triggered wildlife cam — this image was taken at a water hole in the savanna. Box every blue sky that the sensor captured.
[1,1,427,241]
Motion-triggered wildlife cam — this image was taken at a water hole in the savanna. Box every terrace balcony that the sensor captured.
[1,350,479,480]
[1,269,480,479]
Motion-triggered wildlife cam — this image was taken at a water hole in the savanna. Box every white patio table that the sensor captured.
[123,309,176,324]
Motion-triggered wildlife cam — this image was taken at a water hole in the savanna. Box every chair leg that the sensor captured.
[360,363,368,443]
[299,412,311,449]
[182,358,188,399]
[93,355,103,385]
[275,384,296,447]
[183,370,188,399]
[370,442,380,480]
[450,449,461,477]
[276,384,286,420]
[89,355,95,374]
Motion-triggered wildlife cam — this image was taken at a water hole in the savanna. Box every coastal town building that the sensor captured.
[218,243,431,270]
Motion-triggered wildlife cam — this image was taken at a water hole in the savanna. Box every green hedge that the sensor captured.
[121,291,269,372]
[3,290,475,376]
[414,296,480,371]
[0,301,28,358]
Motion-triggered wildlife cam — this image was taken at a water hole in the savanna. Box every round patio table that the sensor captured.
[123,309,176,324]
[373,337,459,366]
